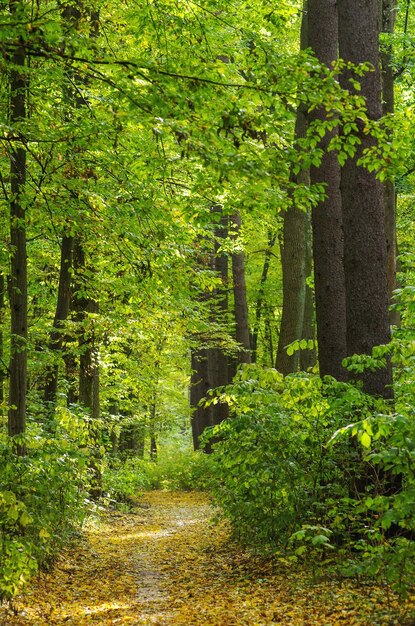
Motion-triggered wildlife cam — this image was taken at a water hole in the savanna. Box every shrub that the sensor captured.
[0,408,90,600]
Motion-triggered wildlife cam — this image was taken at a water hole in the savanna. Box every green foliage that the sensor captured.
[103,434,212,504]
[0,410,90,600]
[204,366,354,548]
[205,357,415,595]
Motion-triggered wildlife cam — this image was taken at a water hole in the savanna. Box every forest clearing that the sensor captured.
[1,490,414,626]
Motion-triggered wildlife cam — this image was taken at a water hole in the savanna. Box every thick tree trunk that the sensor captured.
[251,230,277,364]
[231,212,251,364]
[8,11,27,445]
[338,0,393,398]
[43,236,74,408]
[308,0,348,381]
[381,0,399,326]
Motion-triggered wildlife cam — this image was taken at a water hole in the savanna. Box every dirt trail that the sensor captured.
[0,491,410,626]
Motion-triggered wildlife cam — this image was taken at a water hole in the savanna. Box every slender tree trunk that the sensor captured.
[43,236,74,408]
[381,0,399,326]
[191,208,230,450]
[149,401,157,461]
[8,5,27,446]
[190,349,212,450]
[276,5,309,375]
[74,239,99,418]
[308,0,348,381]
[251,230,277,364]
[338,0,393,398]
[275,110,308,374]
[0,274,5,414]
[300,211,317,371]
[231,212,251,364]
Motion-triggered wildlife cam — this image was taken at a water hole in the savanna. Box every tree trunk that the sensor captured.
[300,211,317,371]
[275,109,308,375]
[251,230,277,364]
[308,0,348,381]
[190,349,213,450]
[338,0,393,398]
[381,0,399,326]
[74,239,99,418]
[276,5,309,375]
[149,401,158,461]
[8,6,28,446]
[43,236,74,408]
[0,274,5,414]
[231,212,251,364]
[190,208,230,450]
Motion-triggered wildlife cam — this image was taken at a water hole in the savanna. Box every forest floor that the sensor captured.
[1,491,414,626]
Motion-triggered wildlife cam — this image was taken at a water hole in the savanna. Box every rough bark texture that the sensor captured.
[43,236,74,407]
[381,0,399,326]
[338,0,393,397]
[231,212,251,364]
[8,11,28,443]
[308,0,348,380]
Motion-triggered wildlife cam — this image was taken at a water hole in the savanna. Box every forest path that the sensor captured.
[1,491,408,626]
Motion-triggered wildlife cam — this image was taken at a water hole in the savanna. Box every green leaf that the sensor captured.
[360,432,371,449]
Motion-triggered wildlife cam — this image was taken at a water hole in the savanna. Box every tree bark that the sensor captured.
[381,0,399,326]
[338,0,393,398]
[276,4,309,375]
[43,236,74,408]
[308,0,348,381]
[300,210,317,371]
[231,212,251,364]
[0,274,5,414]
[275,108,308,375]
[251,230,277,364]
[190,208,230,450]
[74,239,100,418]
[8,4,28,446]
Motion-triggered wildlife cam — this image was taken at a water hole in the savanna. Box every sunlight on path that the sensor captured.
[0,491,413,625]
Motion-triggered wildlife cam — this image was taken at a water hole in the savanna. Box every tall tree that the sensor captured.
[308,0,348,381]
[251,230,277,364]
[8,0,28,444]
[231,212,251,365]
[381,0,399,326]
[43,236,74,409]
[275,4,309,375]
[191,209,230,450]
[0,274,5,414]
[338,0,393,397]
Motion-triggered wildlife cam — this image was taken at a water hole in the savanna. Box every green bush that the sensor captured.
[204,366,357,549]
[0,408,90,600]
[204,357,415,595]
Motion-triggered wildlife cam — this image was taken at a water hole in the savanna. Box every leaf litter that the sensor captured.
[1,491,415,625]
